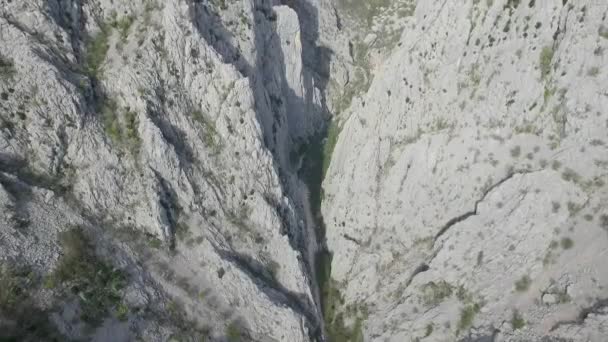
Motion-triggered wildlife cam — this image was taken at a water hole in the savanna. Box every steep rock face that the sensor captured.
[324,0,608,341]
[0,0,346,340]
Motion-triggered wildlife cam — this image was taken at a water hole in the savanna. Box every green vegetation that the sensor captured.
[191,110,221,153]
[111,15,135,41]
[101,99,141,154]
[226,321,244,341]
[421,280,453,306]
[323,120,342,177]
[0,263,31,314]
[511,310,525,330]
[0,54,16,80]
[424,323,434,337]
[457,303,480,333]
[85,26,111,78]
[539,46,554,79]
[316,255,364,342]
[599,25,608,39]
[587,67,600,77]
[0,262,64,340]
[560,237,574,249]
[510,146,521,158]
[515,275,531,292]
[48,227,128,325]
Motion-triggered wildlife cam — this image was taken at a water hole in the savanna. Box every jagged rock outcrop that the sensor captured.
[0,0,347,340]
[323,0,608,341]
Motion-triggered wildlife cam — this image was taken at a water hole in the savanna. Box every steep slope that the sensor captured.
[0,0,348,340]
[323,0,608,341]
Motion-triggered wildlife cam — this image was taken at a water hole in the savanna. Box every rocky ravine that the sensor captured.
[1,0,608,342]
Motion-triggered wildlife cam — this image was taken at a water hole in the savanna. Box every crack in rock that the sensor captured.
[434,169,538,242]
[549,298,608,332]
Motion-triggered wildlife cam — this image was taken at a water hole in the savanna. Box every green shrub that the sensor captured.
[511,310,525,329]
[510,146,521,158]
[85,26,111,77]
[560,237,574,249]
[424,323,434,337]
[457,303,480,333]
[112,16,135,41]
[226,321,243,342]
[101,99,141,154]
[0,54,16,80]
[514,275,531,292]
[50,227,127,324]
[539,46,554,79]
[322,120,341,177]
[191,110,221,153]
[0,263,29,312]
[421,280,453,306]
[599,25,608,39]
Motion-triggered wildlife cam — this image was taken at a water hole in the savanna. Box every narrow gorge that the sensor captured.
[1,0,608,341]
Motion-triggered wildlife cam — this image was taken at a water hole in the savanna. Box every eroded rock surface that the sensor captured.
[2,0,608,341]
[323,0,608,341]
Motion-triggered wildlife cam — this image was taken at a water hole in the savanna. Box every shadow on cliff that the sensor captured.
[187,0,334,340]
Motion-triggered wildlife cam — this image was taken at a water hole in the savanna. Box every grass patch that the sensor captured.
[226,321,244,341]
[421,280,453,306]
[191,110,221,153]
[48,227,128,325]
[85,26,111,78]
[457,303,480,334]
[322,120,342,177]
[101,99,141,154]
[0,262,65,340]
[111,16,135,41]
[0,54,16,80]
[539,46,554,79]
[511,310,525,330]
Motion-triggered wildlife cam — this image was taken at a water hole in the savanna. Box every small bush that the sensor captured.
[457,303,480,333]
[112,16,135,41]
[560,237,574,249]
[515,275,531,292]
[226,321,244,342]
[191,110,221,153]
[599,25,608,39]
[587,67,600,77]
[539,46,554,79]
[424,323,434,337]
[50,227,128,324]
[0,54,17,80]
[510,146,521,158]
[511,310,525,330]
[101,99,141,154]
[85,26,111,77]
[0,263,30,312]
[421,280,453,306]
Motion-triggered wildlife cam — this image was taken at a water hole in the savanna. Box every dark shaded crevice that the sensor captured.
[404,263,430,288]
[458,328,500,342]
[151,169,182,247]
[434,169,536,241]
[145,93,195,167]
[549,298,608,332]
[211,243,323,341]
